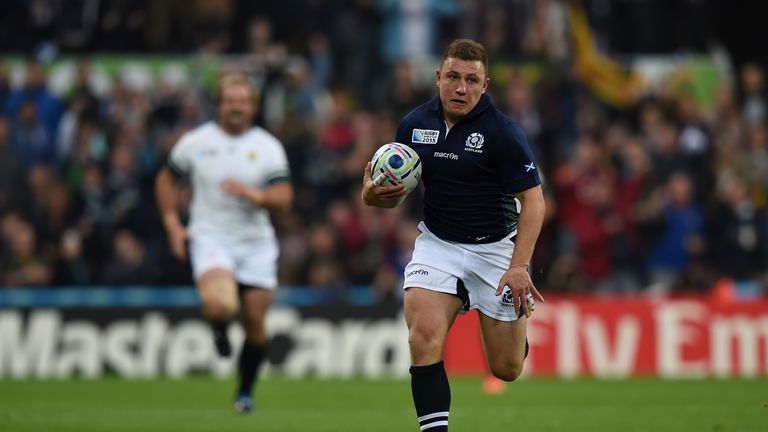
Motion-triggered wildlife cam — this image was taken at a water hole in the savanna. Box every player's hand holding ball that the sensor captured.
[362,143,421,208]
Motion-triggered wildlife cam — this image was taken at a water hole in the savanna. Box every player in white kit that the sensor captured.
[155,73,293,414]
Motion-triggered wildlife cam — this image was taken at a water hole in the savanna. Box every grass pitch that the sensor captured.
[0,376,765,432]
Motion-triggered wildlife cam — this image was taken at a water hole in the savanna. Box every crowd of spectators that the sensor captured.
[0,0,766,301]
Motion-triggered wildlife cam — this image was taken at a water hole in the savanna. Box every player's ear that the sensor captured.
[435,70,441,87]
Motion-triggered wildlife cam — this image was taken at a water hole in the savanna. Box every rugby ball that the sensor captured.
[370,142,422,196]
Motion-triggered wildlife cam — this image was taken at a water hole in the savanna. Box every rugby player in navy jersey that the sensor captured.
[362,39,545,431]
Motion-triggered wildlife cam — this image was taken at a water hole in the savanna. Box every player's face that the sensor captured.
[436,58,489,125]
[218,84,255,134]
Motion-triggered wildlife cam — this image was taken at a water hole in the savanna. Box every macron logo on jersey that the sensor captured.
[412,129,439,144]
[525,162,536,172]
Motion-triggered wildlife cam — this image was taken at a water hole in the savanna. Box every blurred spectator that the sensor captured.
[276,213,311,287]
[520,0,568,61]
[193,0,235,54]
[95,0,148,52]
[504,76,543,149]
[477,3,516,60]
[144,0,196,51]
[710,174,768,283]
[301,91,358,207]
[0,63,10,108]
[0,116,26,213]
[77,163,111,256]
[371,264,401,304]
[303,222,343,277]
[639,171,706,294]
[57,83,102,162]
[378,0,460,65]
[9,99,57,168]
[282,54,332,126]
[384,60,433,121]
[22,0,58,52]
[56,0,101,52]
[105,141,146,235]
[330,0,383,109]
[306,258,347,303]
[4,61,63,140]
[553,134,617,291]
[23,164,57,225]
[740,62,767,127]
[743,125,768,207]
[675,93,714,198]
[99,228,159,285]
[0,218,52,287]
[327,200,372,284]
[61,120,108,193]
[31,180,81,261]
[645,120,687,190]
[52,229,92,285]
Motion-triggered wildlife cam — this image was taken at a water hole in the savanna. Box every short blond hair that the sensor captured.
[215,72,259,105]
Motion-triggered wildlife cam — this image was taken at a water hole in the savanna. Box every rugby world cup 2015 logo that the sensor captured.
[465,132,484,153]
[412,129,439,144]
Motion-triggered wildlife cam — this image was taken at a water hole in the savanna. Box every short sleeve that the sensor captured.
[168,133,195,177]
[263,137,291,185]
[395,121,411,145]
[494,121,542,193]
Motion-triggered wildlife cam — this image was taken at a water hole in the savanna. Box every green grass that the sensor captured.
[0,377,765,432]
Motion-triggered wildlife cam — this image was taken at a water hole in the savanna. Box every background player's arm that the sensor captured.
[220,179,294,213]
[496,184,546,315]
[361,162,406,208]
[155,167,188,260]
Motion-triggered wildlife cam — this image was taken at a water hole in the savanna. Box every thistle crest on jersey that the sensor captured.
[465,133,484,152]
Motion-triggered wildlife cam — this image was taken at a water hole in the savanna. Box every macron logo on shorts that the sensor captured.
[412,129,439,144]
[407,268,429,278]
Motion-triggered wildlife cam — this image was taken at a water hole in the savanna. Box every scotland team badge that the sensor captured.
[465,132,484,153]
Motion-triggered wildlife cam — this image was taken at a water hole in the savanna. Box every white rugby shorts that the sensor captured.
[189,235,279,290]
[403,222,528,321]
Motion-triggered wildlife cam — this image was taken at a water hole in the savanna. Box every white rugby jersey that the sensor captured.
[168,121,290,242]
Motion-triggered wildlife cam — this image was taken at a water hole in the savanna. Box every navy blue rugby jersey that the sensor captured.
[395,94,541,244]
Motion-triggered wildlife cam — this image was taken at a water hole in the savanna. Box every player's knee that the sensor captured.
[202,297,238,321]
[198,275,239,320]
[408,325,444,362]
[490,359,524,382]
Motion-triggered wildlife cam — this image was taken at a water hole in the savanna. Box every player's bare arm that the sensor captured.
[220,179,293,212]
[495,184,546,316]
[361,162,407,208]
[155,167,188,260]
